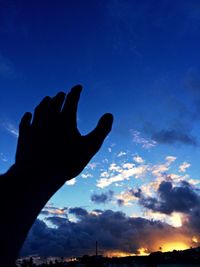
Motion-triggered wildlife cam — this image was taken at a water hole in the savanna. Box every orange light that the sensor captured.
[192,236,198,243]
[105,251,135,257]
[137,248,149,256]
[161,242,189,252]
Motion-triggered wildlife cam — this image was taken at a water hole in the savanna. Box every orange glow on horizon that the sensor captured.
[161,242,189,252]
[102,239,191,258]
[137,248,149,256]
[105,248,150,258]
[105,251,136,258]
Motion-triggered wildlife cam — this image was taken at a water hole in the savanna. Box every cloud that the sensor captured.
[179,162,191,173]
[117,199,124,206]
[151,156,176,179]
[46,216,70,227]
[152,129,197,146]
[21,209,191,258]
[65,178,76,186]
[40,205,68,216]
[131,130,157,149]
[97,163,148,188]
[68,207,88,218]
[3,122,18,137]
[139,181,200,215]
[97,155,177,189]
[122,163,135,169]
[143,210,183,228]
[133,155,144,164]
[0,152,8,162]
[116,188,142,206]
[87,162,98,170]
[185,206,200,234]
[81,173,93,179]
[91,190,114,204]
[117,151,127,157]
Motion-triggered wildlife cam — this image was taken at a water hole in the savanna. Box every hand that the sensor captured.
[15,85,113,188]
[1,85,113,267]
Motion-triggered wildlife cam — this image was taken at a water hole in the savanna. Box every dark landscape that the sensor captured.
[16,247,200,267]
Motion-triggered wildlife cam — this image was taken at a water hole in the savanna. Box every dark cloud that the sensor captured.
[46,216,70,227]
[130,188,142,198]
[117,199,124,206]
[69,207,88,218]
[152,129,197,146]
[140,181,200,214]
[21,210,183,257]
[185,206,200,234]
[91,190,114,204]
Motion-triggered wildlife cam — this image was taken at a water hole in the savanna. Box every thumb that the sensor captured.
[85,113,114,153]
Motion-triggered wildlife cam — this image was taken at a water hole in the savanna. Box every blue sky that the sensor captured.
[1,0,200,258]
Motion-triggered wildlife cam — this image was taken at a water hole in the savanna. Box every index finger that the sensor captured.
[61,85,82,133]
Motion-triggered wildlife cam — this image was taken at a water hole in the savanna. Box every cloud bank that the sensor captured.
[21,209,193,258]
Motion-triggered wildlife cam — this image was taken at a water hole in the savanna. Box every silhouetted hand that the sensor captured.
[15,85,113,188]
[0,85,113,267]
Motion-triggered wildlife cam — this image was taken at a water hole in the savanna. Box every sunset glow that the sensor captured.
[137,248,149,256]
[192,236,198,243]
[161,242,189,252]
[105,251,135,258]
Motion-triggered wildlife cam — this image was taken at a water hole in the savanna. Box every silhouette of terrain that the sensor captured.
[15,247,200,266]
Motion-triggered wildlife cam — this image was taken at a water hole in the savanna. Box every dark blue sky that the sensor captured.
[1,0,200,258]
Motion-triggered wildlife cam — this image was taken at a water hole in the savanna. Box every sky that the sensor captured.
[1,0,200,259]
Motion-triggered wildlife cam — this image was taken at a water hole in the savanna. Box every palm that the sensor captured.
[16,85,113,186]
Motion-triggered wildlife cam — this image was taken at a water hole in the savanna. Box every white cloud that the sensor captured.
[81,173,93,179]
[122,163,135,169]
[131,130,156,149]
[188,179,200,186]
[109,163,123,172]
[133,155,144,164]
[100,171,110,178]
[151,156,176,178]
[97,155,177,189]
[151,164,169,178]
[117,151,127,157]
[87,162,98,170]
[143,211,183,228]
[179,162,191,173]
[116,189,139,206]
[97,164,148,188]
[66,178,76,186]
[0,152,8,162]
[141,181,161,197]
[3,122,18,137]
[165,156,176,164]
[168,173,182,180]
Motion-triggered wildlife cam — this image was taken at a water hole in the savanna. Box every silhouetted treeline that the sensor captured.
[16,247,200,267]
